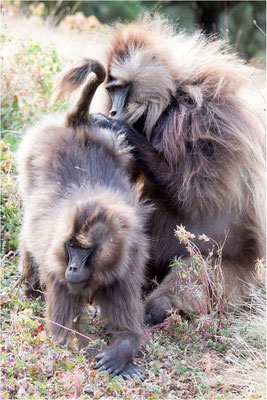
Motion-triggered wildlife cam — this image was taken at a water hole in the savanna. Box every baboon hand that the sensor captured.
[95,349,143,380]
[94,338,138,377]
[90,113,128,135]
[90,113,114,129]
[120,362,144,381]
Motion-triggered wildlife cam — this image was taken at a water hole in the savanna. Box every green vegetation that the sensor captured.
[1,10,266,400]
[1,27,63,151]
[14,0,266,60]
[1,27,64,258]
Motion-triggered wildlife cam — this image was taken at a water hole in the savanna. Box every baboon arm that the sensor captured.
[90,113,171,199]
[46,280,88,348]
[93,278,144,378]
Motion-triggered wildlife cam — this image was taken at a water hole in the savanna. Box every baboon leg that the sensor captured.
[217,260,258,308]
[46,280,90,349]
[145,258,259,326]
[92,278,144,379]
[19,242,43,299]
[145,258,200,326]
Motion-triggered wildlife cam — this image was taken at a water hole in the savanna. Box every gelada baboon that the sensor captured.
[17,58,150,379]
[92,15,266,325]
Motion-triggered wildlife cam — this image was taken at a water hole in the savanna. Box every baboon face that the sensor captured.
[106,47,160,122]
[61,202,128,293]
[106,44,176,136]
[65,219,110,289]
[105,78,132,121]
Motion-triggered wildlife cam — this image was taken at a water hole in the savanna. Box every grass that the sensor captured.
[1,23,63,151]
[1,10,266,400]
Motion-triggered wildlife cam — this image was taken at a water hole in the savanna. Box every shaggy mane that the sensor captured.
[107,14,265,243]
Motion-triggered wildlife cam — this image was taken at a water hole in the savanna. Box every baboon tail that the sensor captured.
[52,58,106,128]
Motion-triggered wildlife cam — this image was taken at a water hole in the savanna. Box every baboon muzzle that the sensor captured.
[65,244,93,288]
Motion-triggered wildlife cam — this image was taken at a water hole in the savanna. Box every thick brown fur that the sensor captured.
[17,59,149,377]
[103,15,266,324]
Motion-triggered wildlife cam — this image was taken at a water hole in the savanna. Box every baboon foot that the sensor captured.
[145,295,172,327]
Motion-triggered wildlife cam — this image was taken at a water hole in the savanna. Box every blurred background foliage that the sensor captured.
[9,0,266,61]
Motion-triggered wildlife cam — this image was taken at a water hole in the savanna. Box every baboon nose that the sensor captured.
[109,110,117,118]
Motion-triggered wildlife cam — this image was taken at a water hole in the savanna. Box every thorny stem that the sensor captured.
[23,281,94,342]
[30,315,94,343]
[26,280,46,296]
[175,225,226,337]
[216,296,225,335]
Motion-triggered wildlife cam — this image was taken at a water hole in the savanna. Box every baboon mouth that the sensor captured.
[68,280,89,290]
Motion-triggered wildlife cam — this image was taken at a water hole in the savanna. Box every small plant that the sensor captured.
[0,141,20,253]
[171,225,226,338]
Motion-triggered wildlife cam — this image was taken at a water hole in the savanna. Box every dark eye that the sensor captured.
[119,85,127,90]
[107,87,114,92]
[68,241,74,247]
